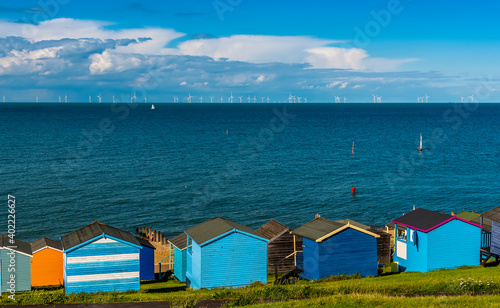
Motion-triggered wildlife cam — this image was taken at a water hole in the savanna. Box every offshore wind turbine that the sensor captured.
[3,95,5,103]
[260,97,264,103]
[199,95,203,103]
[229,92,234,103]
[97,93,102,103]
[210,96,214,103]
[344,97,347,103]
[89,95,91,103]
[238,95,243,103]
[288,93,293,103]
[267,97,270,104]
[59,96,61,103]
[145,96,147,104]
[247,96,251,103]
[36,96,38,103]
[377,96,382,103]
[424,94,429,103]
[304,97,307,103]
[187,93,193,103]
[253,96,257,103]
[297,96,301,103]
[461,96,464,103]
[372,94,377,103]
[220,96,224,103]
[334,96,340,103]
[469,94,474,103]
[112,95,115,103]
[417,96,420,103]
[65,94,67,103]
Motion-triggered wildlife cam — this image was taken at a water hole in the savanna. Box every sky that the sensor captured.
[0,0,499,102]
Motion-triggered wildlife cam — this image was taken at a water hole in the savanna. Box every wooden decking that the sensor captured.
[480,248,499,266]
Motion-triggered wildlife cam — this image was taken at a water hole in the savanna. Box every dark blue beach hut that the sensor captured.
[291,216,380,280]
[136,237,156,281]
[392,208,481,272]
[1,235,32,294]
[168,233,188,282]
[185,217,268,289]
[61,222,143,294]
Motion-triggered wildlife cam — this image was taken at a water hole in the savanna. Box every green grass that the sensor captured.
[2,266,500,306]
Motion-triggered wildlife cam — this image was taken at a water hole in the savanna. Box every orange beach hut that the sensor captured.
[31,237,64,287]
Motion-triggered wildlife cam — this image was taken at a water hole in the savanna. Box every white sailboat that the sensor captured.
[417,133,423,151]
[151,104,155,110]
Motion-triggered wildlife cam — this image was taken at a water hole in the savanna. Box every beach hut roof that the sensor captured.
[184,217,265,245]
[470,216,493,232]
[481,206,500,223]
[31,237,62,254]
[168,233,187,250]
[257,219,290,241]
[454,210,480,221]
[392,208,481,232]
[135,237,156,250]
[0,234,32,256]
[61,221,140,251]
[291,217,380,242]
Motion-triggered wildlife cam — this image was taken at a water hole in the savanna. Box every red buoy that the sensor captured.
[352,187,356,192]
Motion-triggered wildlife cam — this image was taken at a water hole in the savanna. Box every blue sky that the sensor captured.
[0,0,499,102]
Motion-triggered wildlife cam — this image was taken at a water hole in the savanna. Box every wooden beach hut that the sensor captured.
[31,237,63,287]
[477,206,500,260]
[61,222,142,294]
[291,216,380,280]
[257,219,302,274]
[0,235,32,293]
[168,233,188,282]
[392,208,481,272]
[136,237,155,281]
[185,217,268,289]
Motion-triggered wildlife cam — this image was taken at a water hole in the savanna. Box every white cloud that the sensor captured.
[256,75,265,82]
[339,82,348,89]
[352,84,364,89]
[180,81,187,86]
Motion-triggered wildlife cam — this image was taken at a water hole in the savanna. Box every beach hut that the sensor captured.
[136,237,156,281]
[61,222,142,294]
[257,219,302,274]
[0,235,32,294]
[185,217,268,289]
[31,237,63,287]
[478,206,500,257]
[392,208,481,272]
[291,216,380,280]
[168,233,188,282]
[336,219,392,264]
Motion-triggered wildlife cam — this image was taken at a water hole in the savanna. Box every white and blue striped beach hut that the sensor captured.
[61,222,142,294]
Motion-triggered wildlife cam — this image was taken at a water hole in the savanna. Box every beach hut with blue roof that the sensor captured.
[392,208,481,272]
[168,233,188,282]
[185,217,268,289]
[291,216,380,280]
[61,222,142,294]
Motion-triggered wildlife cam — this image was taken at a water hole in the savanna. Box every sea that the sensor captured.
[1,102,499,242]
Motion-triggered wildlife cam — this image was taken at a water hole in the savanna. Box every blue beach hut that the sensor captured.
[61,222,142,294]
[185,217,268,289]
[0,235,32,294]
[392,208,481,272]
[135,237,156,281]
[291,216,380,280]
[168,233,188,282]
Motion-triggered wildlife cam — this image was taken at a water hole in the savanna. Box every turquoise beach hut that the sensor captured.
[168,233,188,282]
[0,235,32,294]
[392,208,481,272]
[61,222,142,294]
[185,217,268,289]
[291,216,380,280]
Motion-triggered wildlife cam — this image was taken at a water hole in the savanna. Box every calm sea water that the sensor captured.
[1,103,499,242]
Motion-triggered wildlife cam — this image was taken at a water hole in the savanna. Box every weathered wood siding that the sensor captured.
[491,221,500,255]
[267,232,302,274]
[64,237,140,294]
[1,250,31,293]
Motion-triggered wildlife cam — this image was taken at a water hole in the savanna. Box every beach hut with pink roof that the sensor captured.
[392,208,481,272]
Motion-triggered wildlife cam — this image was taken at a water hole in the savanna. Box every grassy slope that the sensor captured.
[2,265,500,306]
